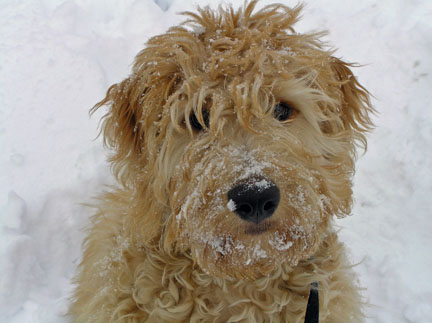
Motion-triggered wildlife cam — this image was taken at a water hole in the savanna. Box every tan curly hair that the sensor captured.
[70,1,373,322]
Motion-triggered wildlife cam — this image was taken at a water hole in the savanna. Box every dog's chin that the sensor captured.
[187,227,305,280]
[197,253,280,281]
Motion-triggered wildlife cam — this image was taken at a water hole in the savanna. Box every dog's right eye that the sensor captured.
[189,109,209,131]
[273,102,298,122]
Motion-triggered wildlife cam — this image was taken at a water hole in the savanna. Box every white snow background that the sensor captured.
[1,0,431,322]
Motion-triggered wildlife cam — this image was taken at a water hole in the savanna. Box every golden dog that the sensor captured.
[70,1,373,322]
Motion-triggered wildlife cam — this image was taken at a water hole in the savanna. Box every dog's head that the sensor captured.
[94,1,373,279]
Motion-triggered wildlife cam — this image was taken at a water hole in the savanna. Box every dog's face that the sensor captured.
[95,2,372,279]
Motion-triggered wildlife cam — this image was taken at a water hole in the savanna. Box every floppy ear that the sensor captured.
[331,57,374,149]
[91,77,145,185]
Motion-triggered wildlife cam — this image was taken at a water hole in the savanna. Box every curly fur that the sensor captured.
[69,1,373,322]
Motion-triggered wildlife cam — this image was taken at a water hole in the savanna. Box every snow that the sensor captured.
[1,0,431,322]
[227,199,236,212]
[269,231,293,251]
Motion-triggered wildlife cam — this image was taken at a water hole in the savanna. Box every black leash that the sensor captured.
[304,282,319,323]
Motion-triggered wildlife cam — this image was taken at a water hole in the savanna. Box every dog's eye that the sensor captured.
[273,102,297,122]
[189,109,209,131]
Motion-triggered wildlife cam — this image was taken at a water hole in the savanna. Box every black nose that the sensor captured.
[227,178,280,224]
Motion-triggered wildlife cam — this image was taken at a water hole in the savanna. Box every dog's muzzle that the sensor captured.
[227,177,280,224]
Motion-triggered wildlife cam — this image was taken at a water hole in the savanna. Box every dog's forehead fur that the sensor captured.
[139,3,316,80]
[133,2,336,119]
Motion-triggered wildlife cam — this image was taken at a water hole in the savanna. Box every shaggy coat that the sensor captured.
[70,2,373,322]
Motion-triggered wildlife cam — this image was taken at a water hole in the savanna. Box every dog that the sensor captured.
[70,1,373,322]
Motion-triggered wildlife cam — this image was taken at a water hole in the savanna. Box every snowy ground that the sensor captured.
[1,0,431,322]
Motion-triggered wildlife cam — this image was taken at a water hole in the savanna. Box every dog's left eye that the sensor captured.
[273,102,297,122]
[189,109,210,131]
